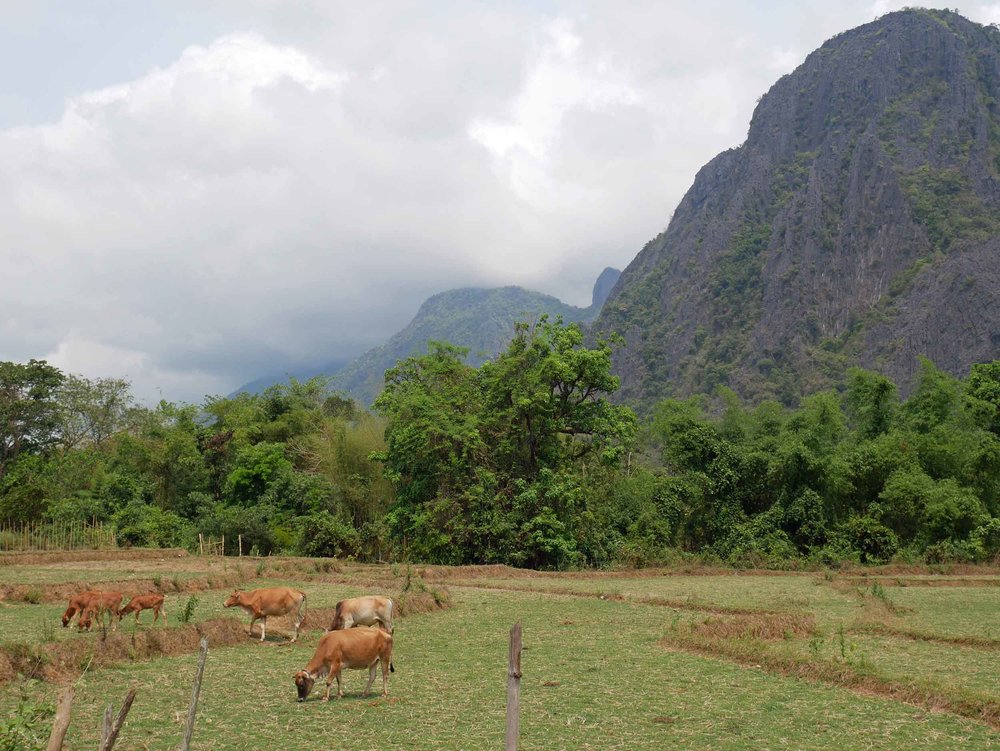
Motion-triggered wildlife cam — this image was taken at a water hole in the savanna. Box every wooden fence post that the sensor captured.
[198,534,204,556]
[45,686,74,751]
[238,534,242,557]
[180,637,209,751]
[506,621,522,751]
[98,688,137,751]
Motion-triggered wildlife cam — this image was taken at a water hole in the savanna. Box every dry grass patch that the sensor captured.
[692,612,816,641]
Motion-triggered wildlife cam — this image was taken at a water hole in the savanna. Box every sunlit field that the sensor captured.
[1,553,998,750]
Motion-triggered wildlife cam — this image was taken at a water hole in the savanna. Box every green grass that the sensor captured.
[3,588,998,750]
[890,587,1000,640]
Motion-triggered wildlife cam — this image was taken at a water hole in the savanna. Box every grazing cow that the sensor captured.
[121,593,167,625]
[223,587,306,642]
[62,590,99,628]
[329,595,394,634]
[294,627,394,702]
[77,590,124,632]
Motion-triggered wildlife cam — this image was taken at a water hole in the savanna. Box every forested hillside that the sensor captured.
[595,9,1000,406]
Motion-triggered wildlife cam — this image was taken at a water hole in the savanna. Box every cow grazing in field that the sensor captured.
[223,587,306,642]
[62,590,99,628]
[120,593,167,625]
[77,590,124,632]
[329,595,394,634]
[294,627,394,702]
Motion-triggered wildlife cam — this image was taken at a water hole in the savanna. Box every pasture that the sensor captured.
[1,552,999,750]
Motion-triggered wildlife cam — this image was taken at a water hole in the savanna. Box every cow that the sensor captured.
[61,590,99,628]
[120,593,167,625]
[329,595,394,634]
[223,587,306,642]
[294,627,394,702]
[77,590,124,632]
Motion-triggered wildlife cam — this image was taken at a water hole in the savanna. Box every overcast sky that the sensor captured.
[3,1,1000,403]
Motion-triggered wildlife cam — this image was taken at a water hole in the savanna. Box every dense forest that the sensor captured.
[2,318,1000,568]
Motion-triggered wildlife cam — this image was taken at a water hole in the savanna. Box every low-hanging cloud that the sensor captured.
[3,1,998,403]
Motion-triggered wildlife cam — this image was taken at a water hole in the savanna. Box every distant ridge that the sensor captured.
[233,268,621,403]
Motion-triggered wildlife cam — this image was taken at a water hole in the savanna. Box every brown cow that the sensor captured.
[121,593,167,625]
[329,595,394,634]
[62,590,99,628]
[223,587,306,642]
[294,627,394,702]
[77,590,124,632]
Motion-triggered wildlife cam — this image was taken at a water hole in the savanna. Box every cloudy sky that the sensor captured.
[3,1,1000,403]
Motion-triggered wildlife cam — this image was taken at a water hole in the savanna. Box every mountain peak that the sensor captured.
[596,9,1000,406]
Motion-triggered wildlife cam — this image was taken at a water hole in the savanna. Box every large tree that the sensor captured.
[374,318,636,567]
[0,360,64,482]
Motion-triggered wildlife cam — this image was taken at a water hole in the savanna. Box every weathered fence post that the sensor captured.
[506,621,522,751]
[238,534,242,557]
[198,534,204,556]
[46,686,74,751]
[98,688,137,751]
[180,637,209,751]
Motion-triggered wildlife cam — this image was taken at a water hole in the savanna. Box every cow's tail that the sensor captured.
[298,591,307,625]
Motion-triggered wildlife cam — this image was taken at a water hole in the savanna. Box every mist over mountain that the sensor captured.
[233,268,620,402]
[595,9,1000,406]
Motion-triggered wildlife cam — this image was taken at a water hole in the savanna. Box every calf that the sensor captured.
[62,590,99,628]
[223,587,306,642]
[121,593,167,625]
[77,590,124,632]
[294,627,394,702]
[329,595,394,634]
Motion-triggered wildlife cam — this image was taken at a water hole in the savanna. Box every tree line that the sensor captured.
[2,319,999,567]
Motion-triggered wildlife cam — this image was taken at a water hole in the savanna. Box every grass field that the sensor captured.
[1,553,999,750]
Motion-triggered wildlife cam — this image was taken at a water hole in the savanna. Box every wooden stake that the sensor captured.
[238,534,242,557]
[45,686,74,751]
[98,688,137,751]
[505,621,522,751]
[199,533,204,556]
[180,637,209,751]
[99,703,113,750]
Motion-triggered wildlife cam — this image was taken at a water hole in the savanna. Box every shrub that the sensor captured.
[179,595,198,624]
[112,502,192,548]
[297,513,360,558]
[838,516,899,564]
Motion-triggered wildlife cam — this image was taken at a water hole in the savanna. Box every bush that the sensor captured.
[0,688,53,751]
[837,516,899,564]
[112,502,192,548]
[297,514,360,558]
[197,503,277,555]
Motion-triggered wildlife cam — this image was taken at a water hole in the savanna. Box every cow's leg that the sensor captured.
[248,615,258,638]
[363,663,377,696]
[323,675,333,702]
[260,616,266,641]
[292,600,304,642]
[335,669,344,699]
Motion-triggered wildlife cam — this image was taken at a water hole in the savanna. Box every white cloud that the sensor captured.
[5,1,993,402]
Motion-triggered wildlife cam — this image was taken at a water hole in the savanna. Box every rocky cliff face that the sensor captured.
[595,9,1000,405]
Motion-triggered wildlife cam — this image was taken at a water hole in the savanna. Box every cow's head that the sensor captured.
[294,671,315,702]
[77,611,93,631]
[61,612,72,627]
[223,590,243,608]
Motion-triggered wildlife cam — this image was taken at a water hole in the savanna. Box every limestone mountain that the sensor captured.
[595,9,1000,406]
[331,272,619,406]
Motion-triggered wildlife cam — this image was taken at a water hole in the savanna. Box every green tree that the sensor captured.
[0,360,64,483]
